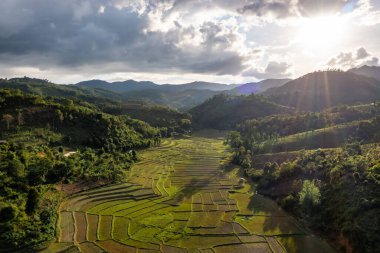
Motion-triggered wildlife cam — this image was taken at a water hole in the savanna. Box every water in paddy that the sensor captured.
[46,132,336,253]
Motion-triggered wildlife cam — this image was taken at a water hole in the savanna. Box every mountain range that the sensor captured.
[76,80,238,93]
[75,78,291,109]
[2,66,380,112]
[263,70,380,111]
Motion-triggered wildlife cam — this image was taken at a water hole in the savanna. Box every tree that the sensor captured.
[25,188,40,215]
[225,131,243,150]
[7,158,26,179]
[299,180,321,214]
[2,114,14,130]
[0,206,17,222]
[180,118,191,131]
[16,110,24,126]
[55,109,64,125]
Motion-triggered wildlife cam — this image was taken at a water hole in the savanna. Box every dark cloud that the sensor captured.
[297,0,350,16]
[243,61,292,79]
[238,0,293,18]
[0,0,247,76]
[219,0,351,18]
[327,47,379,69]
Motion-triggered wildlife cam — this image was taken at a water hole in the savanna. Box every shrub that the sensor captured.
[0,206,17,222]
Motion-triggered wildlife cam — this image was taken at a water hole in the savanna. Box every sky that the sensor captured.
[0,0,379,84]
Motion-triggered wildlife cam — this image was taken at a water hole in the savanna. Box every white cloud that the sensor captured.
[326,47,379,69]
[243,61,293,79]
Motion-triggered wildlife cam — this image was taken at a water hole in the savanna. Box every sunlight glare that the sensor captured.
[296,16,348,51]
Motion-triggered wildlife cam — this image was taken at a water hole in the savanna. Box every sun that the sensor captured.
[295,15,348,51]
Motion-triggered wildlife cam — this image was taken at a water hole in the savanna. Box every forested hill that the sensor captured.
[0,77,123,104]
[224,101,380,253]
[0,89,160,150]
[190,93,290,129]
[0,88,169,250]
[263,70,380,111]
[0,78,191,134]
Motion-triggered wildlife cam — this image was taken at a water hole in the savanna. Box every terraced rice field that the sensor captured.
[46,132,336,253]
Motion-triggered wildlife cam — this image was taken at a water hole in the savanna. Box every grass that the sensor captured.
[52,132,336,252]
[112,217,130,242]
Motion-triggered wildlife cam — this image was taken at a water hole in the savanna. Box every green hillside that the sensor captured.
[225,101,380,253]
[190,93,290,129]
[263,71,380,111]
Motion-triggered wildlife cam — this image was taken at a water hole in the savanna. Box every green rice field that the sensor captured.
[45,132,336,253]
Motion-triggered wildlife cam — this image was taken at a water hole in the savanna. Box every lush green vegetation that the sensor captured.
[46,135,333,253]
[0,77,123,105]
[103,103,192,135]
[1,73,380,253]
[225,102,380,253]
[0,89,160,150]
[245,146,380,253]
[0,89,164,250]
[0,143,138,250]
[238,104,379,139]
[232,104,380,154]
[190,93,290,129]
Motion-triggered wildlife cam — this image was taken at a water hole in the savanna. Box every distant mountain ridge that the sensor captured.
[263,70,380,111]
[349,65,380,81]
[228,79,291,95]
[76,79,238,92]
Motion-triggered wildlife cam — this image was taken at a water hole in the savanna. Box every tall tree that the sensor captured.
[2,114,14,130]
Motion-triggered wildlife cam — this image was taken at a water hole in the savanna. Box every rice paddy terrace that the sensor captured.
[46,132,336,253]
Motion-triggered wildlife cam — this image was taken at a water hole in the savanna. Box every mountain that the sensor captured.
[190,93,291,129]
[349,65,380,81]
[0,77,123,103]
[76,79,158,92]
[229,79,291,95]
[76,79,236,92]
[162,81,238,92]
[76,79,237,109]
[1,77,226,110]
[0,78,191,134]
[121,88,221,110]
[263,71,380,111]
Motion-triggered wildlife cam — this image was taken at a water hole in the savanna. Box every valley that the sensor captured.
[45,132,335,253]
[1,2,380,252]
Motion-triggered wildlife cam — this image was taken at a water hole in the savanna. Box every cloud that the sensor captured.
[243,61,292,79]
[238,0,297,19]
[0,0,251,77]
[0,0,378,83]
[297,0,350,16]
[327,47,379,69]
[236,0,351,19]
